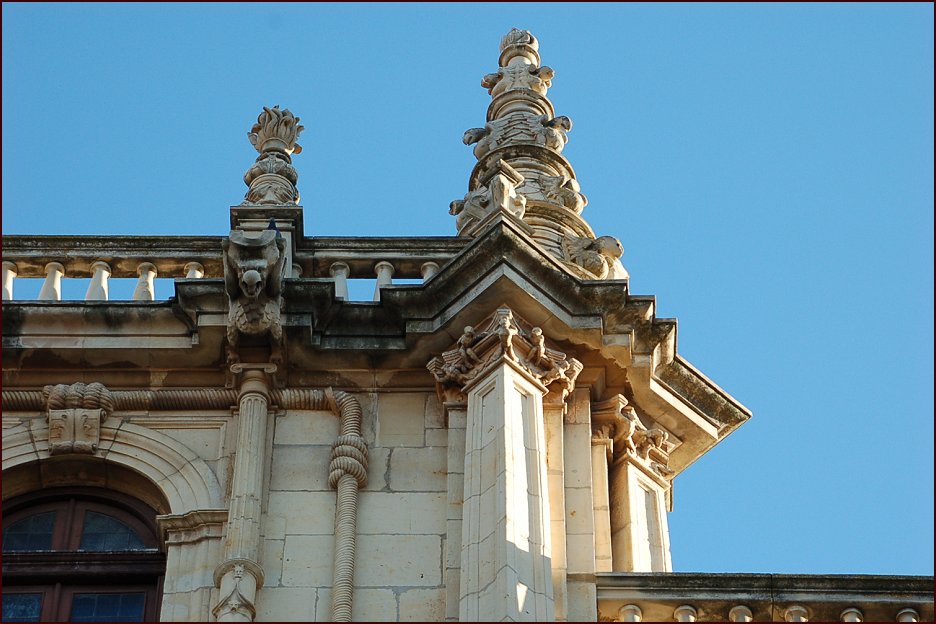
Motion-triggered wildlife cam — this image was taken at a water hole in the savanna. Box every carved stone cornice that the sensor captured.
[427,307,582,404]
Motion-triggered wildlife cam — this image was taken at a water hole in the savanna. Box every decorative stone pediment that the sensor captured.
[43,382,114,455]
[427,307,582,403]
[592,394,676,480]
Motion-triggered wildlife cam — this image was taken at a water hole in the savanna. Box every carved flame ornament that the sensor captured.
[242,106,304,205]
[427,308,583,403]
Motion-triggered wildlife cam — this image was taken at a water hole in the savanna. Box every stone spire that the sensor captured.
[242,105,304,205]
[452,29,629,281]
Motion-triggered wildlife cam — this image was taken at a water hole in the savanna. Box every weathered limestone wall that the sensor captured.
[255,391,448,622]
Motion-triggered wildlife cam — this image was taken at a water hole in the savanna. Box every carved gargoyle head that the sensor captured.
[222,229,286,303]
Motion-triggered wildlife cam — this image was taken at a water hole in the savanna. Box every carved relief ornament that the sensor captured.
[427,308,583,404]
[43,382,114,455]
[591,394,675,479]
[222,227,287,365]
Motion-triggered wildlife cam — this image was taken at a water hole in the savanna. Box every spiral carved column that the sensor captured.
[327,388,368,622]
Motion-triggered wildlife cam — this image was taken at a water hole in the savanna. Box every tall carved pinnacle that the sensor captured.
[242,106,304,205]
[452,30,630,282]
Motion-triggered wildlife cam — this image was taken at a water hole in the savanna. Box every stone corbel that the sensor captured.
[43,382,114,455]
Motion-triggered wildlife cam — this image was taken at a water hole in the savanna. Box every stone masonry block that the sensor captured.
[274,410,339,445]
[270,444,332,491]
[357,491,446,535]
[354,534,442,587]
[389,446,447,491]
[281,535,335,587]
[268,491,336,535]
[399,588,446,622]
[377,392,427,447]
[255,586,315,621]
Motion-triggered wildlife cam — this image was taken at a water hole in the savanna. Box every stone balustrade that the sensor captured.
[597,573,933,622]
[2,234,468,303]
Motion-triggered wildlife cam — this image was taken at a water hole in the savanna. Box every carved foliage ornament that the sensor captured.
[222,227,287,365]
[427,308,583,402]
[43,382,114,455]
[463,114,573,159]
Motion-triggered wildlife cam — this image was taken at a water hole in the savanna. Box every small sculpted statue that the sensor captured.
[222,224,287,364]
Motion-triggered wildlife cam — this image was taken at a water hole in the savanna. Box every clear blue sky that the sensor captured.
[3,3,933,576]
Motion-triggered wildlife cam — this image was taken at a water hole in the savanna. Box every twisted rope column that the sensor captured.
[326,388,368,622]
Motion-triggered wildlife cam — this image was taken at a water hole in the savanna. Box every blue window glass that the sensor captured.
[1,593,43,622]
[70,592,146,622]
[2,512,56,552]
[79,511,146,551]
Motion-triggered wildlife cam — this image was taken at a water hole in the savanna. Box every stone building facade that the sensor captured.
[2,29,932,623]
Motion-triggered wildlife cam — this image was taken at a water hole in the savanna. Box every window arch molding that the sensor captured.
[2,420,224,513]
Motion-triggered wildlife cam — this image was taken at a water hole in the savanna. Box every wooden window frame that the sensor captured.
[2,488,165,622]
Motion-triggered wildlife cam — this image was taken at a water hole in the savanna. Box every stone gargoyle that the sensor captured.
[222,227,287,365]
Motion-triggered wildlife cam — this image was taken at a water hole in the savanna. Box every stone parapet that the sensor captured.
[596,573,935,622]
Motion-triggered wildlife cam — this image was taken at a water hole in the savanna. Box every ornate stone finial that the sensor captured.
[222,230,287,366]
[44,382,114,455]
[452,31,630,282]
[242,106,304,205]
[427,307,582,404]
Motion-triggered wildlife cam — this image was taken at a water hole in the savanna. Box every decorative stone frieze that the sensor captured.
[427,307,582,402]
[242,106,303,205]
[222,227,287,364]
[43,382,114,455]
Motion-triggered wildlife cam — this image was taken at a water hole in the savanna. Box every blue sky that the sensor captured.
[3,3,933,575]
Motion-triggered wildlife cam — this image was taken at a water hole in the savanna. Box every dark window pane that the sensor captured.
[2,511,56,552]
[79,512,146,551]
[70,593,145,622]
[1,593,43,622]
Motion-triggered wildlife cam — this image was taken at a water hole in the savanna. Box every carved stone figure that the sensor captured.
[562,235,624,279]
[450,161,527,235]
[427,307,582,404]
[43,382,114,455]
[541,174,588,213]
[222,226,287,364]
[242,106,304,205]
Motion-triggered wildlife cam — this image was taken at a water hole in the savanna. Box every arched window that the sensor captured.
[1,488,165,622]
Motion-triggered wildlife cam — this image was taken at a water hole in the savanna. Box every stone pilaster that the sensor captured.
[213,365,274,622]
[592,395,674,573]
[428,308,581,621]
